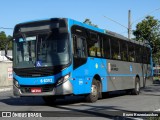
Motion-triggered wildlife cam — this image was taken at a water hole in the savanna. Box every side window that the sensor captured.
[102,36,111,59]
[143,47,150,64]
[111,38,120,60]
[120,41,128,61]
[128,43,135,62]
[135,45,141,63]
[73,36,87,58]
[147,47,151,64]
[88,33,101,57]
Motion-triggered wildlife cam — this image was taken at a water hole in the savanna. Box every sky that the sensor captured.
[0,0,160,38]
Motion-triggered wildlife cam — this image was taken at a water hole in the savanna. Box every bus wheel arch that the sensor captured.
[136,75,140,81]
[85,74,102,102]
[94,74,102,99]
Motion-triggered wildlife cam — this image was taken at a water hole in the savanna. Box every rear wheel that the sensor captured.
[132,77,140,95]
[42,96,56,105]
[85,79,99,102]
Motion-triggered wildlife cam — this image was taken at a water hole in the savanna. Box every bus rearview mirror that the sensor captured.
[5,40,13,61]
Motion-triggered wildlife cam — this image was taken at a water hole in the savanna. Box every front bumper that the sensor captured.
[13,80,73,96]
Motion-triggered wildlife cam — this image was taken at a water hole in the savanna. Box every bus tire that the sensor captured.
[85,79,99,103]
[132,77,140,95]
[97,80,102,99]
[42,96,56,105]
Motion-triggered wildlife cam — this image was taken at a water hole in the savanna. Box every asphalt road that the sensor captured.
[0,84,160,120]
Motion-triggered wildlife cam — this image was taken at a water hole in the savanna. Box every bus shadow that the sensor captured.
[0,96,45,106]
[0,90,129,106]
[0,96,85,106]
[140,84,160,96]
[51,104,141,119]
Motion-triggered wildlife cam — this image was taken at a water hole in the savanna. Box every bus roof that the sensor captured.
[15,17,149,47]
[68,18,149,47]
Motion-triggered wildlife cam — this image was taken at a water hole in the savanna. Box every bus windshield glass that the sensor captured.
[13,33,70,68]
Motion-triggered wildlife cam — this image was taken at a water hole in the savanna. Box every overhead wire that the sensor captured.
[0,27,13,30]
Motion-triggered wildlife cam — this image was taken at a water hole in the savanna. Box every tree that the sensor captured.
[83,19,98,28]
[0,31,7,50]
[133,16,160,63]
[0,31,12,50]
[7,35,13,50]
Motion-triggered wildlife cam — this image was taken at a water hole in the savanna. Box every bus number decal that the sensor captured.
[40,79,53,83]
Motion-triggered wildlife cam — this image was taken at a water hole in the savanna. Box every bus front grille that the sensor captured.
[20,85,54,93]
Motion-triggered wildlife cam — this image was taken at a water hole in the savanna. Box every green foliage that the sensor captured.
[83,19,98,28]
[133,16,160,52]
[133,16,160,63]
[0,31,7,50]
[7,35,13,50]
[0,31,12,50]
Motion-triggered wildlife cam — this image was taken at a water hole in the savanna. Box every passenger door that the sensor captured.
[73,35,87,70]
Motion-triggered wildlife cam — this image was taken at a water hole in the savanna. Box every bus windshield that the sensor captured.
[13,33,70,68]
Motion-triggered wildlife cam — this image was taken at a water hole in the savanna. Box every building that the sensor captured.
[0,50,12,62]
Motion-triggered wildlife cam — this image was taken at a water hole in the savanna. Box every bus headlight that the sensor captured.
[13,79,20,88]
[56,74,70,86]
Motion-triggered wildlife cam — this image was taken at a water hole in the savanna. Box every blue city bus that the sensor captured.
[6,18,153,104]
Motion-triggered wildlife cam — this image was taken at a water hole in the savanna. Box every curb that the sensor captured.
[0,86,12,92]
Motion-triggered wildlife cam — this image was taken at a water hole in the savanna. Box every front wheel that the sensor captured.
[85,79,99,103]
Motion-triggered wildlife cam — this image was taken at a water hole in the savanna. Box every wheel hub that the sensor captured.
[91,85,98,97]
[136,82,140,92]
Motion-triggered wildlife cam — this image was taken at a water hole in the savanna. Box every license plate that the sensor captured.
[31,88,42,93]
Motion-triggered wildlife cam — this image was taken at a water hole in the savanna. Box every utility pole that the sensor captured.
[128,10,131,39]
[104,10,132,39]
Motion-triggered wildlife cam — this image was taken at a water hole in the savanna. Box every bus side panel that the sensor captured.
[143,64,153,86]
[71,58,107,95]
[107,60,144,91]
